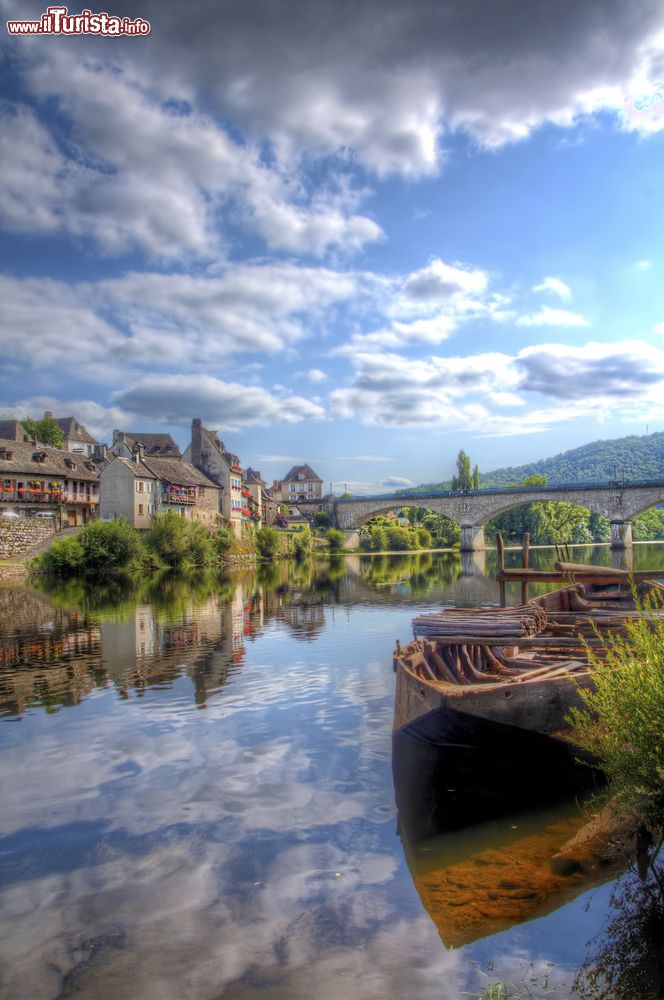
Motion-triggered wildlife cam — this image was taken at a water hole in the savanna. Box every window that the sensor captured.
[138,503,144,515]
[137,481,144,493]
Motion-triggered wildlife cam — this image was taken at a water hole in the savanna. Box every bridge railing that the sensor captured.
[333,479,664,504]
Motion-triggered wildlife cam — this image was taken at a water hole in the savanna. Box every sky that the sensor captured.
[1,0,664,494]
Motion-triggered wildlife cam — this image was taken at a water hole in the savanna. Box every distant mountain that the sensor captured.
[399,432,664,495]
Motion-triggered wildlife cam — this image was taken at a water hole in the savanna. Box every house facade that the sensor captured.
[100,448,220,528]
[0,440,100,526]
[53,415,98,457]
[275,464,324,503]
[184,419,245,536]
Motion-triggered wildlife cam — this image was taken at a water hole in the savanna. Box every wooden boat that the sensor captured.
[393,575,663,737]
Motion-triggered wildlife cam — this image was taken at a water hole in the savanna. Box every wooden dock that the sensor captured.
[495,533,662,605]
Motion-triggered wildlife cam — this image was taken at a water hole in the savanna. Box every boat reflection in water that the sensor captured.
[392,711,626,948]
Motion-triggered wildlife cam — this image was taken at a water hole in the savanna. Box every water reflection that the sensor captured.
[0,544,662,999]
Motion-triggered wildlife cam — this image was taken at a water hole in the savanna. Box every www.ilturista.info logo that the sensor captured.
[7,5,151,35]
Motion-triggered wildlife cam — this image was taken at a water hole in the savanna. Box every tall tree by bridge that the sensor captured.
[452,449,473,491]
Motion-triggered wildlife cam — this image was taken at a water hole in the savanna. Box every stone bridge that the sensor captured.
[332,481,664,550]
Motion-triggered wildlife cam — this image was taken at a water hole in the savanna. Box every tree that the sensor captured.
[21,414,65,448]
[451,449,473,491]
[326,528,346,551]
[255,526,280,558]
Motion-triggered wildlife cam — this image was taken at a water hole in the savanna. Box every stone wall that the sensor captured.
[0,517,55,559]
[192,485,221,529]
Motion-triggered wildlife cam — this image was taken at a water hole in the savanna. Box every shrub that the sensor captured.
[145,511,190,566]
[312,510,331,529]
[416,527,432,549]
[567,592,664,827]
[37,535,85,575]
[78,520,142,571]
[186,522,214,565]
[292,526,313,560]
[213,527,234,556]
[274,513,289,528]
[327,528,346,551]
[255,526,280,558]
[386,526,414,551]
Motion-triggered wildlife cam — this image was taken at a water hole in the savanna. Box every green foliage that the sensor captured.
[21,414,65,448]
[632,508,664,541]
[36,535,85,575]
[312,510,331,528]
[452,448,473,491]
[186,522,214,565]
[145,511,190,566]
[78,520,142,570]
[213,527,234,556]
[292,525,313,560]
[385,525,414,550]
[401,431,664,493]
[326,528,346,551]
[359,512,457,550]
[567,593,664,826]
[416,527,432,549]
[255,526,280,558]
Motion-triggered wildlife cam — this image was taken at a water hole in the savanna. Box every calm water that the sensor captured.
[1,545,662,1000]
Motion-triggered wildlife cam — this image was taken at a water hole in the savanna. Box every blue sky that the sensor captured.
[1,0,664,492]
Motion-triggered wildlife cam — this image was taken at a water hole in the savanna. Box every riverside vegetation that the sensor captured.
[34,513,314,576]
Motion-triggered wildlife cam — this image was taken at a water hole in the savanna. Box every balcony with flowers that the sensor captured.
[162,485,197,506]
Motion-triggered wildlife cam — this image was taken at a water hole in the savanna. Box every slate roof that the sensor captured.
[56,417,98,446]
[115,432,182,457]
[141,457,218,489]
[110,457,157,480]
[282,464,323,483]
[0,440,100,481]
[202,428,240,467]
[244,467,266,486]
[0,420,30,442]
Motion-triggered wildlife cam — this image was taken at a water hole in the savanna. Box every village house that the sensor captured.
[0,439,100,526]
[99,445,220,529]
[183,419,247,536]
[0,420,33,443]
[244,468,280,527]
[52,414,98,456]
[110,430,181,459]
[274,464,324,503]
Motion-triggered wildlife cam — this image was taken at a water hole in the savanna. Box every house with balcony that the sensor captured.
[0,440,100,525]
[275,464,324,503]
[183,419,245,536]
[99,447,220,529]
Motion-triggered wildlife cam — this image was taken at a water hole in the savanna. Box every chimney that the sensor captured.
[132,441,144,464]
[191,417,203,470]
[273,480,279,492]
[44,411,53,419]
[112,429,121,445]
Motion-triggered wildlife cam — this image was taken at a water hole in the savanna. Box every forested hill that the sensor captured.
[402,432,664,494]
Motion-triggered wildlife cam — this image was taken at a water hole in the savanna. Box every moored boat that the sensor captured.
[393,575,663,736]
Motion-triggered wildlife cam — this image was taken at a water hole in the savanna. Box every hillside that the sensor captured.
[401,432,664,494]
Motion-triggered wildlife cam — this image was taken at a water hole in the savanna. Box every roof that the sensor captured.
[0,420,30,442]
[244,467,266,486]
[202,428,240,467]
[56,417,97,445]
[0,440,100,481]
[141,457,218,489]
[107,457,157,480]
[114,432,181,457]
[282,464,323,483]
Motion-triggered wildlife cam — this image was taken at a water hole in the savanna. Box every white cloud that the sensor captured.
[331,340,664,432]
[516,306,589,327]
[113,375,326,432]
[0,265,357,374]
[14,0,664,183]
[654,322,664,334]
[532,277,572,300]
[634,259,652,270]
[307,368,328,383]
[383,476,413,487]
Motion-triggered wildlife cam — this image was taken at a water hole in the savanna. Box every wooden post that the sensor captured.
[496,532,505,573]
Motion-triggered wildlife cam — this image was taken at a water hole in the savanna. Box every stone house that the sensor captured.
[53,415,98,456]
[184,419,244,536]
[0,439,100,526]
[275,464,324,503]
[244,468,281,526]
[0,420,32,443]
[100,448,220,529]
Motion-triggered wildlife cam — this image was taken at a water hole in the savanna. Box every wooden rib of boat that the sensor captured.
[393,574,663,737]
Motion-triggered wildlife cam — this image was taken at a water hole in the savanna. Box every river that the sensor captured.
[0,544,662,1000]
